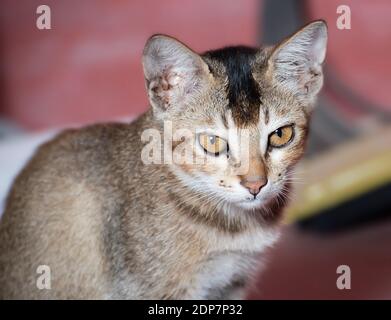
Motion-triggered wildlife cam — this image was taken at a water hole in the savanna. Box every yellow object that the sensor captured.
[284,126,391,223]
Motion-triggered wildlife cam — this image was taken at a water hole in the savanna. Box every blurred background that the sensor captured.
[0,0,390,299]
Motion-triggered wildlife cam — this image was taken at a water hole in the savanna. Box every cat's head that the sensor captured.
[142,21,327,213]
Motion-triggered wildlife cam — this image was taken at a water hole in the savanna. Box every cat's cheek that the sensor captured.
[201,154,230,173]
[268,139,305,169]
[217,177,242,191]
[280,145,305,168]
[176,158,230,187]
[266,153,292,186]
[268,148,286,167]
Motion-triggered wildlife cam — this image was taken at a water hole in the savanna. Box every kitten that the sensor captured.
[0,20,327,299]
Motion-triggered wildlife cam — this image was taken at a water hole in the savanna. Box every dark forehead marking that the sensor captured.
[203,46,261,127]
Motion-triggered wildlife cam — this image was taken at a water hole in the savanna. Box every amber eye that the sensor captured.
[198,133,228,156]
[269,125,294,148]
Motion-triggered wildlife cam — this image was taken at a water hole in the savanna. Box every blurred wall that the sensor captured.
[0,0,259,130]
[1,0,390,131]
[308,0,391,116]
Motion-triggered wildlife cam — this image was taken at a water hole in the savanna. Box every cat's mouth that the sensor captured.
[234,181,274,210]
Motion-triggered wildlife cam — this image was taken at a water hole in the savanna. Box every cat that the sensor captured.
[0,20,327,299]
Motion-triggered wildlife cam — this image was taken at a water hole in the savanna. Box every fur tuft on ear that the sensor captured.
[268,20,328,105]
[142,35,210,117]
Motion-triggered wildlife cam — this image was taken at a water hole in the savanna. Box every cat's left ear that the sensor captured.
[142,35,211,118]
[267,20,328,105]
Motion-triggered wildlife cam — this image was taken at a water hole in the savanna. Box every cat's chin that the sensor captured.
[234,198,266,211]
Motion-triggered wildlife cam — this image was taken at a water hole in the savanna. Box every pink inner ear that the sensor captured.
[148,65,189,111]
[160,68,174,91]
[301,70,321,95]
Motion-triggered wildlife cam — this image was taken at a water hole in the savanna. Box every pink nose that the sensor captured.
[240,177,267,196]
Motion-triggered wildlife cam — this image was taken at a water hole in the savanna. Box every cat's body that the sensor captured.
[0,114,278,299]
[0,21,327,299]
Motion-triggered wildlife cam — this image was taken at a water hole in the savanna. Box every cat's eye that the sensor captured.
[269,125,294,148]
[198,133,228,156]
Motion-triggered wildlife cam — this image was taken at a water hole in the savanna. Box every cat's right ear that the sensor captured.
[142,35,211,117]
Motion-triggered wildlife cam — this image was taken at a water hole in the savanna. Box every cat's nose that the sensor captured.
[240,177,267,197]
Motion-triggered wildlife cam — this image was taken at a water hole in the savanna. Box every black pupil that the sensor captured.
[276,128,283,138]
[209,136,215,144]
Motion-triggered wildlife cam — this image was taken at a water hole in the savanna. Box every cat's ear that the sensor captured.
[142,35,211,117]
[267,20,328,105]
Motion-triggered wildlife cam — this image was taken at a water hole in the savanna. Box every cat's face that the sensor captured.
[142,21,327,212]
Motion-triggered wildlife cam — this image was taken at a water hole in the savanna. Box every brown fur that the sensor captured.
[0,21,327,299]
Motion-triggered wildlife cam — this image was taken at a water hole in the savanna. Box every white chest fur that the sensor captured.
[187,227,280,299]
[189,252,258,299]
